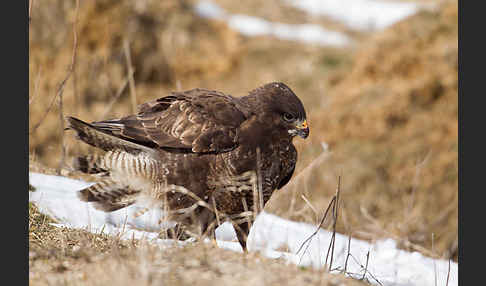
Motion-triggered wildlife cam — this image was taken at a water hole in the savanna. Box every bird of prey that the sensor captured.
[67,82,309,251]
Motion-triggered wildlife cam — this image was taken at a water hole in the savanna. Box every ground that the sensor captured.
[29,0,458,283]
[29,203,368,286]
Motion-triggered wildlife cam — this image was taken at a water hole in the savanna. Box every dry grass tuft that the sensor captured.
[29,202,368,286]
[29,0,242,167]
[270,0,458,261]
[29,0,458,278]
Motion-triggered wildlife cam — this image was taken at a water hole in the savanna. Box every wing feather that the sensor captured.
[91,89,247,153]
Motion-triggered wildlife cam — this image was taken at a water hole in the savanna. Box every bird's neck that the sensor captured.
[237,115,293,151]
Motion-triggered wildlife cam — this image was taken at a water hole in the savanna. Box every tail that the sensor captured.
[66,116,155,155]
[78,178,140,212]
[73,154,107,174]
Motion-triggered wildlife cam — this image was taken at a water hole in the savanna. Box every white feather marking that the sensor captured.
[172,115,186,137]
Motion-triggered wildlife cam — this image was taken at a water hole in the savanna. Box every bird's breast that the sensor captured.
[219,142,296,189]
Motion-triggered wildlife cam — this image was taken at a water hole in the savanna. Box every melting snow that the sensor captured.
[284,0,422,31]
[29,172,457,286]
[194,0,426,46]
[194,1,351,46]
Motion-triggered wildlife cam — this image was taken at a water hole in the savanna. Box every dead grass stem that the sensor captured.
[123,39,138,114]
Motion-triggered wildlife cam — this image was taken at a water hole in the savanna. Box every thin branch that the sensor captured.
[327,176,342,270]
[347,253,383,286]
[99,69,134,120]
[324,225,336,271]
[29,91,58,134]
[446,259,451,286]
[281,151,331,193]
[29,67,42,106]
[58,0,80,173]
[300,194,318,223]
[296,195,336,256]
[241,197,252,234]
[123,39,138,113]
[343,233,352,273]
[29,0,79,135]
[361,250,370,280]
[211,196,221,227]
[249,147,263,227]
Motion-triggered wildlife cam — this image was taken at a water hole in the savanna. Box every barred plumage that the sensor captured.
[67,82,309,251]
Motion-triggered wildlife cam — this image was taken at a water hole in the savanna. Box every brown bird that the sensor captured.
[67,82,309,251]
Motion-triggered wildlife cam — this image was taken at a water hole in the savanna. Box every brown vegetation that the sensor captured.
[29,0,458,281]
[29,204,368,286]
[269,0,458,261]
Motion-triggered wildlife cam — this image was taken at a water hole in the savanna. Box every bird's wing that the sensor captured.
[66,116,157,156]
[92,88,247,153]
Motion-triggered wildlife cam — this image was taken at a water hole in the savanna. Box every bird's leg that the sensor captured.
[233,221,250,252]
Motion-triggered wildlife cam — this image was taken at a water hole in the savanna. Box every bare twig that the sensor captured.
[446,258,451,286]
[123,39,138,113]
[296,196,336,256]
[29,92,57,134]
[241,197,252,233]
[300,194,318,223]
[281,151,331,193]
[211,196,221,227]
[255,147,264,215]
[29,0,79,136]
[29,67,42,106]
[361,250,370,280]
[324,226,336,271]
[58,0,80,174]
[99,70,134,120]
[296,176,341,270]
[343,233,352,273]
[406,152,431,216]
[72,58,79,117]
[280,151,331,218]
[346,253,383,286]
[58,84,66,174]
[327,176,342,270]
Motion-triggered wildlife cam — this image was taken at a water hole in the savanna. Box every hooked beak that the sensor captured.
[295,119,309,139]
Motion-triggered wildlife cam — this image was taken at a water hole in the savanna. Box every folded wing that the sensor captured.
[91,88,247,153]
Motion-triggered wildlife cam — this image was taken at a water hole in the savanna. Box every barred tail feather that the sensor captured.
[78,179,140,212]
[66,116,155,156]
[73,154,106,174]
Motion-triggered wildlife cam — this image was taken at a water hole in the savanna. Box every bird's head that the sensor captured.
[247,82,309,139]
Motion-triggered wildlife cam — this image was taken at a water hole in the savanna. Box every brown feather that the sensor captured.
[68,82,308,251]
[77,178,140,212]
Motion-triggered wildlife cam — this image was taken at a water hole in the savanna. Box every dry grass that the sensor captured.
[29,203,368,286]
[29,0,458,281]
[268,0,458,261]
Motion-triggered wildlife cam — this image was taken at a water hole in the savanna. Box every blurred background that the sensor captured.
[28,0,458,261]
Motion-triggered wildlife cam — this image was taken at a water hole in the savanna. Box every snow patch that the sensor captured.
[29,172,457,286]
[194,1,351,46]
[284,0,421,31]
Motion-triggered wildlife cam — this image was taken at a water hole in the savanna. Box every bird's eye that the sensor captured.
[283,113,294,122]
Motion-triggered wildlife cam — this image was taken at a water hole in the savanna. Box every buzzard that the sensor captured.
[67,82,309,251]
